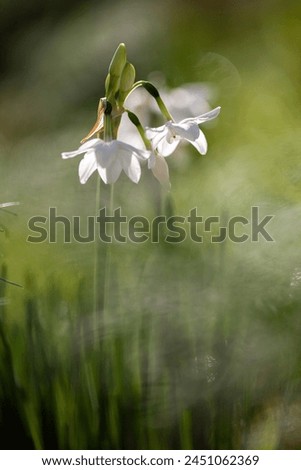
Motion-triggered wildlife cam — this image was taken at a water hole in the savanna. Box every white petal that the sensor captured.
[145,126,168,149]
[124,146,150,162]
[96,165,108,184]
[145,124,167,138]
[106,159,123,183]
[61,150,79,159]
[148,152,156,169]
[92,142,116,184]
[97,149,123,184]
[134,148,152,161]
[78,138,102,150]
[189,129,208,155]
[169,121,200,141]
[78,152,97,184]
[185,106,221,125]
[97,161,123,184]
[115,140,150,161]
[61,138,101,159]
[114,142,142,183]
[157,137,180,157]
[122,154,141,183]
[151,154,171,190]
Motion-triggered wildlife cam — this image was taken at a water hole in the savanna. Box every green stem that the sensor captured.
[93,170,114,336]
[93,176,101,324]
[93,109,111,329]
[103,183,114,320]
[155,95,173,121]
[127,81,174,121]
[101,102,115,323]
[126,110,152,150]
[104,107,113,141]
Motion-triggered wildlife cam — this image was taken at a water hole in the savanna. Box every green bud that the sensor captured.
[118,62,136,104]
[120,62,136,92]
[106,44,127,102]
[109,43,127,78]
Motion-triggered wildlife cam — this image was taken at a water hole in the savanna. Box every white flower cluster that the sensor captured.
[62,44,220,188]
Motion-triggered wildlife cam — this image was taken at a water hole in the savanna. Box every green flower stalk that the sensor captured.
[127,80,174,121]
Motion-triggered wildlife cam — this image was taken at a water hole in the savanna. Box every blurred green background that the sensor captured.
[1,0,301,450]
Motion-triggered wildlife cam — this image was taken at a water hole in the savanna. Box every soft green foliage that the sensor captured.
[1,0,301,450]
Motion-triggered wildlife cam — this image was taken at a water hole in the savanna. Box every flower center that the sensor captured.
[166,122,177,143]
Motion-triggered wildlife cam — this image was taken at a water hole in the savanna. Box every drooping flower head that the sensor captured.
[145,107,221,157]
[62,138,151,184]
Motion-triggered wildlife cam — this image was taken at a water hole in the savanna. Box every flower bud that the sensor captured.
[106,43,127,101]
[118,62,136,104]
[108,43,127,79]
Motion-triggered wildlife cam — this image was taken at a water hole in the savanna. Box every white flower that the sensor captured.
[116,115,171,190]
[145,106,221,157]
[61,138,151,184]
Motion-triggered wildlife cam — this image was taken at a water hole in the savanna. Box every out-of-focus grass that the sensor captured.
[1,0,301,450]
